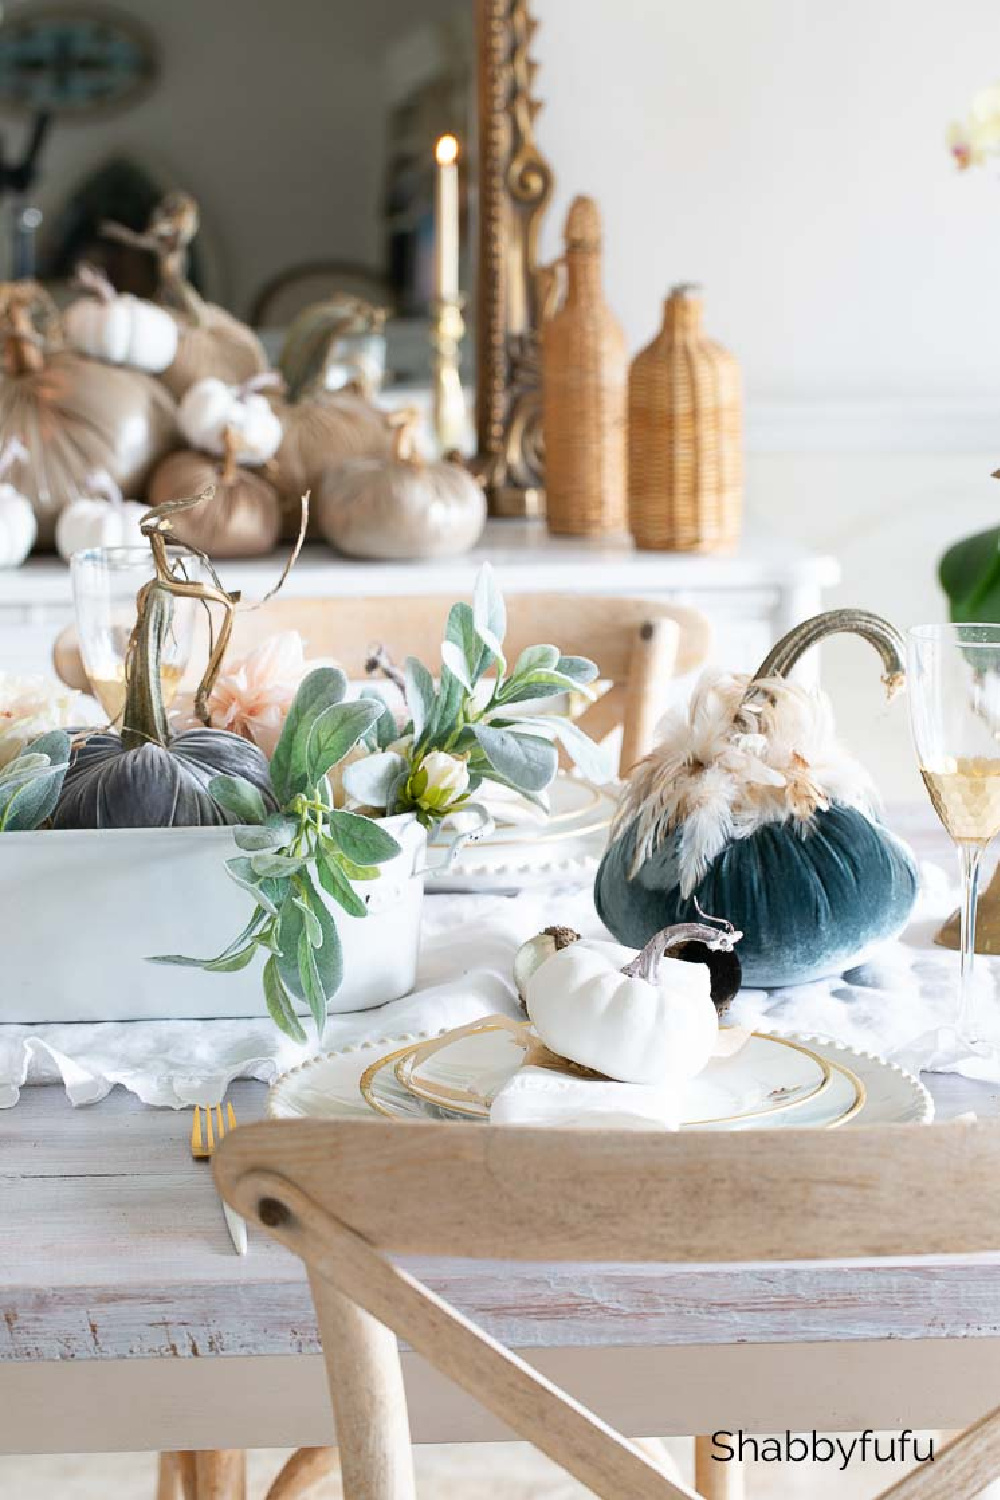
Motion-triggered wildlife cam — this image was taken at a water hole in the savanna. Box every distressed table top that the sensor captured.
[4,805,1000,1369]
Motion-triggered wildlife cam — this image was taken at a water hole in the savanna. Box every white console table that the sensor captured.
[0,519,839,681]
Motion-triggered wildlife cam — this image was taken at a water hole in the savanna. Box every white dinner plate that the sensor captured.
[392,1020,833,1126]
[268,1024,933,1129]
[425,774,618,893]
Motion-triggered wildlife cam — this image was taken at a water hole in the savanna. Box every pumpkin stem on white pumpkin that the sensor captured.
[75,262,116,304]
[221,426,240,485]
[387,407,423,466]
[83,469,124,508]
[121,584,174,752]
[621,917,741,982]
[0,281,56,375]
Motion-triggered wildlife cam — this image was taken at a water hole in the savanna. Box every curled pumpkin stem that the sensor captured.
[743,609,906,708]
[621,912,742,983]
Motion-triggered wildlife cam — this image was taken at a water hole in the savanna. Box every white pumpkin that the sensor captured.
[55,471,148,562]
[0,436,36,566]
[178,375,283,466]
[525,937,718,1086]
[63,265,178,374]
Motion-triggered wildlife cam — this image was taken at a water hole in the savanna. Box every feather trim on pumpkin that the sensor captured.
[614,670,880,896]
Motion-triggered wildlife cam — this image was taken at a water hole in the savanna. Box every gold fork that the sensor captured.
[190,1102,247,1254]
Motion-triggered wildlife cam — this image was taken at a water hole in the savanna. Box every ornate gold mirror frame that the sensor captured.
[476,0,555,519]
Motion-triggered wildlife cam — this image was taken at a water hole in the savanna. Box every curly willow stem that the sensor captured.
[743,609,906,706]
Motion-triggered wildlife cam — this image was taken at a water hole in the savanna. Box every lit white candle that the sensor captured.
[434,133,460,302]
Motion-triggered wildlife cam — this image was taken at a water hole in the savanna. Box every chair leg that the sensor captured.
[266,1447,339,1499]
[309,1270,416,1500]
[157,1453,197,1500]
[192,1451,247,1499]
[695,1435,744,1499]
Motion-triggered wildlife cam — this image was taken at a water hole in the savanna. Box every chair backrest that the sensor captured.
[215,1119,1000,1499]
[54,591,711,774]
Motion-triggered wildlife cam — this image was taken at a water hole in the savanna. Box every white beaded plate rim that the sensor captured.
[267,1027,934,1127]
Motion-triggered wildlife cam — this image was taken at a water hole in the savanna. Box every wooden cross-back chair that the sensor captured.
[53,592,711,775]
[215,1117,1000,1500]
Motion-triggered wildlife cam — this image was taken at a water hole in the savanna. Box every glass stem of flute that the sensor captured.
[958,842,983,1042]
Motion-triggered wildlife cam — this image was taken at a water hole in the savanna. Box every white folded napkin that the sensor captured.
[489,1065,682,1129]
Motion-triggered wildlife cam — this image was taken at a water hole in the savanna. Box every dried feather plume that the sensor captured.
[615,670,882,897]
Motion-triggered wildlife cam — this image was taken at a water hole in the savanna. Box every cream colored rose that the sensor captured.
[0,673,79,768]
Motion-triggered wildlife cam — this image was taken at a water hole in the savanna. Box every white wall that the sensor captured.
[534,0,1000,800]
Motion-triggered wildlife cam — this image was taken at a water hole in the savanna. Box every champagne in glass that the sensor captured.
[70,546,203,726]
[908,624,1000,1059]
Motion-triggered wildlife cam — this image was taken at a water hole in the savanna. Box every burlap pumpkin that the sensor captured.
[103,192,268,401]
[0,283,176,549]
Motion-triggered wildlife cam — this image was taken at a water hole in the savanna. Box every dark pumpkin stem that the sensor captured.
[121,584,173,751]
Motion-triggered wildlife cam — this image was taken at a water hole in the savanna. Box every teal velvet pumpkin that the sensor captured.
[595,804,919,989]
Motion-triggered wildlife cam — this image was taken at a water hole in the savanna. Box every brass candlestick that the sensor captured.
[431,294,467,455]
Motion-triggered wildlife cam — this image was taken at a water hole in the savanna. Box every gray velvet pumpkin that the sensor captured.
[596,612,920,989]
[54,586,276,829]
[317,415,486,560]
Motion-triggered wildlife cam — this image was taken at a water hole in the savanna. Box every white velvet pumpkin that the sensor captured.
[178,376,283,465]
[525,939,718,1086]
[64,266,178,374]
[0,436,35,566]
[55,471,148,562]
[316,415,485,560]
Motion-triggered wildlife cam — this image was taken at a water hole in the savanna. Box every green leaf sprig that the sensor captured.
[153,668,402,1042]
[0,731,71,832]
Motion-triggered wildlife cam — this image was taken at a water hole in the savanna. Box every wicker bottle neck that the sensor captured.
[564,248,604,306]
[662,294,703,338]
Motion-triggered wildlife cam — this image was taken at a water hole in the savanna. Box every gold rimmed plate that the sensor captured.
[373,1018,839,1128]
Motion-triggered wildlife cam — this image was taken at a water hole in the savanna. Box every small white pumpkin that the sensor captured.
[178,375,283,466]
[0,436,36,567]
[63,264,179,374]
[525,929,719,1086]
[55,470,148,562]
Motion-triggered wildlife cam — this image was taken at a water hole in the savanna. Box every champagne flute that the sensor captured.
[70,545,203,725]
[908,623,1000,1057]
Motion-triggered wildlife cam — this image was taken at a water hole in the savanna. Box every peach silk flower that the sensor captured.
[207,632,316,757]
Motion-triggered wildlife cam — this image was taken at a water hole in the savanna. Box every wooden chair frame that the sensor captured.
[215,1118,1000,1500]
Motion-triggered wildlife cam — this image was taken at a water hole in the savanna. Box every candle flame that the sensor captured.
[435,134,459,166]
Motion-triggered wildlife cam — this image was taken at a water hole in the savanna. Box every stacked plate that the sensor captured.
[425,775,618,893]
[269,1015,933,1129]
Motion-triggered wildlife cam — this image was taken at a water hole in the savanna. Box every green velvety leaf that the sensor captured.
[234,823,292,853]
[225,856,281,915]
[270,667,348,802]
[305,699,385,786]
[0,758,69,831]
[264,954,306,1042]
[555,654,600,685]
[294,893,323,947]
[341,750,406,808]
[276,891,306,999]
[939,528,1000,622]
[25,730,72,765]
[326,808,401,865]
[250,851,306,878]
[149,909,270,970]
[472,562,506,664]
[209,774,268,825]
[205,943,259,973]
[0,752,50,787]
[404,656,436,739]
[298,927,326,1033]
[317,843,368,917]
[443,601,490,688]
[426,664,465,747]
[361,687,397,749]
[439,640,473,691]
[469,724,558,793]
[511,644,559,679]
[513,714,616,784]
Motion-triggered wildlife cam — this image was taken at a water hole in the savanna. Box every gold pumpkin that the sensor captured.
[103,192,268,401]
[0,283,176,549]
[147,431,281,559]
[316,413,485,560]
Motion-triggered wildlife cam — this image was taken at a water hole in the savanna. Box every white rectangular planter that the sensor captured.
[0,814,427,1023]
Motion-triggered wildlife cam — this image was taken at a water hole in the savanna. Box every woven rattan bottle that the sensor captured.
[541,196,626,535]
[628,284,742,552]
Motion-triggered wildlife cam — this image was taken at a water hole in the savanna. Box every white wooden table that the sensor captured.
[4,810,1000,1462]
[1,520,838,681]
